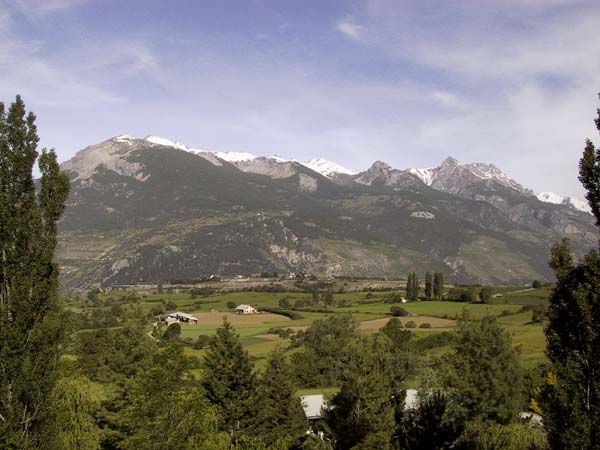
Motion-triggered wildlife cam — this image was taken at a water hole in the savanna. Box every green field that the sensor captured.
[84,285,551,371]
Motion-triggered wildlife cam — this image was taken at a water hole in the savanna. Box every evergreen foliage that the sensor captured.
[42,376,102,450]
[445,313,524,427]
[325,335,398,450]
[292,314,358,387]
[121,345,229,450]
[202,318,259,440]
[254,350,306,445]
[0,96,70,446]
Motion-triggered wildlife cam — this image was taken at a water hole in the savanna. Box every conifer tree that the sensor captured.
[424,272,433,300]
[445,314,523,427]
[0,96,70,446]
[542,95,600,449]
[254,350,306,445]
[202,318,259,440]
[325,335,397,450]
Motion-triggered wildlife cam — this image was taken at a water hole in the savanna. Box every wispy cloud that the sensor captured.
[14,0,90,13]
[335,18,367,40]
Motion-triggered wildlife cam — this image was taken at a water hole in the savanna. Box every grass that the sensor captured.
[89,286,550,370]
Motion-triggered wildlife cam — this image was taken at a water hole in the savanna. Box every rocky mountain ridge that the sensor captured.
[55,135,598,290]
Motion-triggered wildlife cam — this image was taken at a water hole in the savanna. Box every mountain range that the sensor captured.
[56,135,598,291]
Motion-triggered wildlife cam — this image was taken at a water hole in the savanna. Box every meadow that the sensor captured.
[87,284,550,370]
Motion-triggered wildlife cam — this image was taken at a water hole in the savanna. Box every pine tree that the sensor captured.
[542,96,600,450]
[445,313,523,427]
[202,318,259,440]
[0,96,70,446]
[325,335,397,450]
[122,345,229,450]
[254,350,306,445]
[424,272,433,300]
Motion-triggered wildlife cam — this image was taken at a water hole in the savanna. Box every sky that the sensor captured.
[1,0,600,198]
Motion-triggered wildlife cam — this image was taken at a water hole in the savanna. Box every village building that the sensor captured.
[300,394,327,422]
[167,311,199,324]
[234,304,257,314]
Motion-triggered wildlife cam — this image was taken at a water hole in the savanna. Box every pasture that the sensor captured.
[107,284,551,370]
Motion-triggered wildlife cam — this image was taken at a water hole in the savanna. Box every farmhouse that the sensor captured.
[300,394,327,422]
[167,312,199,324]
[234,304,257,314]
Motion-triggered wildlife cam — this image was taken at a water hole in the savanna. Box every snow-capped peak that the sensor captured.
[537,192,591,213]
[299,158,357,177]
[409,167,435,185]
[212,151,258,162]
[113,134,135,143]
[145,135,190,151]
[536,192,564,205]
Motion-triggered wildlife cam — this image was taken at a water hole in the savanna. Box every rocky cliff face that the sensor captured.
[56,136,598,291]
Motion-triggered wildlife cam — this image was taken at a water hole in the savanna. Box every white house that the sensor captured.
[300,394,327,421]
[234,304,257,314]
[167,312,199,324]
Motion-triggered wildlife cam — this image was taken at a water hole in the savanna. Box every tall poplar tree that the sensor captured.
[543,94,600,450]
[424,272,433,300]
[412,274,419,301]
[433,272,444,300]
[0,96,70,446]
[405,273,413,301]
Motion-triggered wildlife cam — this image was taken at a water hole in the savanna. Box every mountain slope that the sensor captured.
[56,136,598,291]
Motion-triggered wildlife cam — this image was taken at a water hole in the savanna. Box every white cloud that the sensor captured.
[14,0,90,12]
[335,18,367,40]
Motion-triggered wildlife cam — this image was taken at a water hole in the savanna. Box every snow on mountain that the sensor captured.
[142,135,355,177]
[567,197,591,213]
[407,158,528,194]
[299,158,357,177]
[212,151,258,162]
[537,192,591,213]
[145,135,190,151]
[536,192,564,205]
[408,167,435,185]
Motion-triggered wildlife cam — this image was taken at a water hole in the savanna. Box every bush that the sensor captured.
[226,301,237,310]
[411,332,454,352]
[532,280,542,289]
[193,334,211,349]
[531,304,547,323]
[390,306,409,317]
[405,321,417,328]
[419,323,432,329]
[479,287,493,303]
[257,307,304,320]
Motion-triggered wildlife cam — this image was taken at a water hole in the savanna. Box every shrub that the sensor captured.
[390,306,409,317]
[226,301,237,310]
[411,332,454,351]
[258,307,304,320]
[405,321,417,328]
[419,323,432,328]
[532,280,542,289]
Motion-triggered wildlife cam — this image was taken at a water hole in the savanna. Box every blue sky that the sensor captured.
[1,0,600,198]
